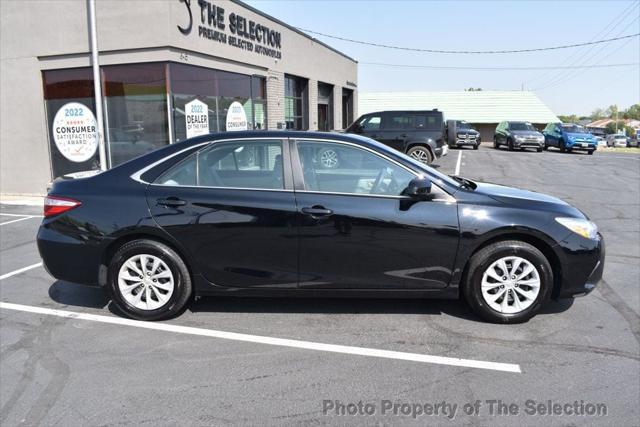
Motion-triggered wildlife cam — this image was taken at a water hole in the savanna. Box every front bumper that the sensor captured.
[454,138,480,146]
[513,139,544,148]
[568,142,596,151]
[556,233,605,298]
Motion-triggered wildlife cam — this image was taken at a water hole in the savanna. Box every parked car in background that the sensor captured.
[627,136,638,148]
[37,130,604,324]
[446,120,481,150]
[346,110,448,165]
[494,121,544,152]
[606,134,628,148]
[542,123,597,155]
[595,136,606,147]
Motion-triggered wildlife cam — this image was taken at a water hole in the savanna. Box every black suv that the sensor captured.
[447,120,481,149]
[346,110,448,164]
[494,121,545,152]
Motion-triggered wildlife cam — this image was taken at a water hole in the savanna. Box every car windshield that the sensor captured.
[457,121,471,130]
[509,122,536,131]
[562,124,588,134]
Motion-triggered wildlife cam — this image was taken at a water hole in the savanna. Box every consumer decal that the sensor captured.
[52,102,98,163]
[226,101,248,131]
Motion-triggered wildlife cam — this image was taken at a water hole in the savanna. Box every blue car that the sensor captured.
[542,123,597,154]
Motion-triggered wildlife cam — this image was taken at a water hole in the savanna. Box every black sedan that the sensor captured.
[37,131,604,323]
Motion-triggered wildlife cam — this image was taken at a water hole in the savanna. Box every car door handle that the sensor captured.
[301,206,333,217]
[157,197,187,207]
[399,133,408,138]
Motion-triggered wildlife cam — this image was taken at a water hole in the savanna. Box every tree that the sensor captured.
[605,121,635,136]
[558,114,579,123]
[591,108,606,120]
[623,104,640,120]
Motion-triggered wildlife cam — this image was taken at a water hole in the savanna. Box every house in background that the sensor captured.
[358,91,559,142]
[586,119,640,137]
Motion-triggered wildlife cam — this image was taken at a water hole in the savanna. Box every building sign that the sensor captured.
[226,101,248,131]
[185,99,209,138]
[177,0,282,59]
[52,102,98,163]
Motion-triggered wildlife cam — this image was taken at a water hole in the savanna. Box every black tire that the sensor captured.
[537,147,543,152]
[473,143,479,150]
[462,240,553,324]
[543,144,549,150]
[108,239,193,321]
[588,150,594,155]
[493,137,499,149]
[406,145,434,164]
[559,139,565,153]
[507,139,514,151]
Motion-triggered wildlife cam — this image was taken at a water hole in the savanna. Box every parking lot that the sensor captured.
[1,147,638,425]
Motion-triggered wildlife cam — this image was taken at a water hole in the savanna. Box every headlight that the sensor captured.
[555,217,599,239]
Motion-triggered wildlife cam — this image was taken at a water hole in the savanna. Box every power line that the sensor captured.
[524,1,639,85]
[297,27,640,54]
[361,62,639,71]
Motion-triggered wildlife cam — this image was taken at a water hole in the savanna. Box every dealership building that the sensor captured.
[0,0,358,195]
[359,91,559,142]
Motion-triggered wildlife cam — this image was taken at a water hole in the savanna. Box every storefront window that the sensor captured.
[103,63,169,167]
[170,63,266,142]
[317,82,333,131]
[285,75,307,130]
[43,68,99,177]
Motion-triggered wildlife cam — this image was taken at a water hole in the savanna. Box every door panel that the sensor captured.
[296,193,459,289]
[147,138,298,288]
[293,139,459,290]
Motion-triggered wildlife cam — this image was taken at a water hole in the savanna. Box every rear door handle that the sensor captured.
[157,197,187,207]
[301,206,333,217]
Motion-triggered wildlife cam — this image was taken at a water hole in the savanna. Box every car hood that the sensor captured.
[511,130,542,137]
[471,181,584,217]
[457,129,479,135]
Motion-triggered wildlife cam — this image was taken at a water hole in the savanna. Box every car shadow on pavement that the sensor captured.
[48,280,110,309]
[47,281,574,323]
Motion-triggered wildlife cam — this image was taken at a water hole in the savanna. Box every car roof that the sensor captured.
[362,110,442,115]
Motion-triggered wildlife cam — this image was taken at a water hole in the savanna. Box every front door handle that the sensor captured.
[157,197,187,207]
[301,206,333,217]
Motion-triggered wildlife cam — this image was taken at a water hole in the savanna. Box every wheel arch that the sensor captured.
[99,230,195,287]
[459,232,563,300]
[405,141,435,157]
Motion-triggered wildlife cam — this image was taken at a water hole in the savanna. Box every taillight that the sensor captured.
[44,196,82,218]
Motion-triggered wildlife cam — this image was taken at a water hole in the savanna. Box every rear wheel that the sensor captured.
[463,240,553,323]
[407,145,433,164]
[318,148,340,169]
[108,239,192,321]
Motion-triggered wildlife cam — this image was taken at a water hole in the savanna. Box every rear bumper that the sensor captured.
[434,145,449,158]
[37,224,104,286]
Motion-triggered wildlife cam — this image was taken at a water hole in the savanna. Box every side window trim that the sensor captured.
[290,138,455,200]
[151,137,293,191]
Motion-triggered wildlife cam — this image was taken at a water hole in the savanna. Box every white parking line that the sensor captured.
[0,216,38,226]
[454,150,463,176]
[0,263,43,280]
[0,301,521,373]
[0,213,43,218]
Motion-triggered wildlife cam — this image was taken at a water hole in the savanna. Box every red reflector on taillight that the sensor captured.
[44,196,81,218]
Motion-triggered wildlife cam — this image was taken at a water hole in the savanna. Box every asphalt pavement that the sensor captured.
[1,145,638,426]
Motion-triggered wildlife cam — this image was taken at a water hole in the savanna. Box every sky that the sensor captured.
[245,0,640,116]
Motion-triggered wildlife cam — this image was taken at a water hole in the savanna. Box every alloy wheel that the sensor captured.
[118,254,175,311]
[319,149,339,168]
[480,256,541,314]
[409,149,430,163]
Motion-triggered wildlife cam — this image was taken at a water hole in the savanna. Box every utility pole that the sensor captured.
[88,0,107,171]
[615,109,619,134]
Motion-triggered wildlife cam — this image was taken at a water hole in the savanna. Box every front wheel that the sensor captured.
[507,139,514,151]
[537,147,543,152]
[588,150,594,155]
[463,240,553,323]
[108,239,193,321]
[473,143,479,150]
[407,145,433,164]
[559,140,566,153]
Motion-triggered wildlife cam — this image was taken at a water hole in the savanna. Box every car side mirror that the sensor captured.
[403,176,432,201]
[354,124,363,134]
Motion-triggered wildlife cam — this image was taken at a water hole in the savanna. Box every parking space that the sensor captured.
[1,148,639,425]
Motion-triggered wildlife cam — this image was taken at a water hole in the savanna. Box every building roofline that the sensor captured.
[232,0,358,63]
